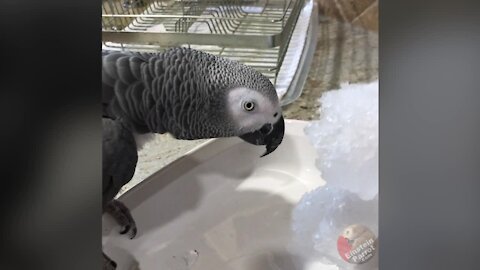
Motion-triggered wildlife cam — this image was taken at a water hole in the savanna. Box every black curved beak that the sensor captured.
[239,116,285,157]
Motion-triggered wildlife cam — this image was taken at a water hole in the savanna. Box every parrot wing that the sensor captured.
[102,118,138,207]
[102,51,158,120]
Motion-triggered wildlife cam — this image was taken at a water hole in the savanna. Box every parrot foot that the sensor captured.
[105,200,137,239]
[103,252,117,270]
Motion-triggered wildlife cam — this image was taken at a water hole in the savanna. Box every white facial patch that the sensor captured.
[226,87,281,132]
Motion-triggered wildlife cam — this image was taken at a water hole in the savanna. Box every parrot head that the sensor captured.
[224,86,285,157]
[342,224,368,241]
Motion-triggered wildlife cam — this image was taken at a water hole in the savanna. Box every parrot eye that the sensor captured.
[243,101,255,111]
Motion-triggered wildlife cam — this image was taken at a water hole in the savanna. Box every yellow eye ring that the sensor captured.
[243,101,255,111]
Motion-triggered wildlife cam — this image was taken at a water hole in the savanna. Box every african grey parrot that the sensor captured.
[102,47,285,269]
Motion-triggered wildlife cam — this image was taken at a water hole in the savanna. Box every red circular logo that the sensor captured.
[336,224,377,264]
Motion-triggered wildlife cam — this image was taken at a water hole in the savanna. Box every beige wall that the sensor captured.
[316,0,378,32]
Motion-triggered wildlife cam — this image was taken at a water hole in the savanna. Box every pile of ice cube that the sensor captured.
[291,81,379,269]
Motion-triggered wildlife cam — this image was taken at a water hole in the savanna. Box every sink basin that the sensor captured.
[103,120,334,270]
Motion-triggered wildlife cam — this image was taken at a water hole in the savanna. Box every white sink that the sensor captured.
[103,120,334,270]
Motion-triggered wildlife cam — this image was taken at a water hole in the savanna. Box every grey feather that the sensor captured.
[102,47,277,139]
[102,118,138,208]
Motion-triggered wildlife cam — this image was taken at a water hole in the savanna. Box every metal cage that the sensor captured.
[102,0,317,105]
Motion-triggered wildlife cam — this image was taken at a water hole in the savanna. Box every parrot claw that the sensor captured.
[106,200,137,239]
[103,252,117,270]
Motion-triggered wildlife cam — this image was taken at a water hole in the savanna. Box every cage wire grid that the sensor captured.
[102,0,316,103]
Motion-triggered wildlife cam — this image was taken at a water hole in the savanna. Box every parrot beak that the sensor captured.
[239,115,285,157]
